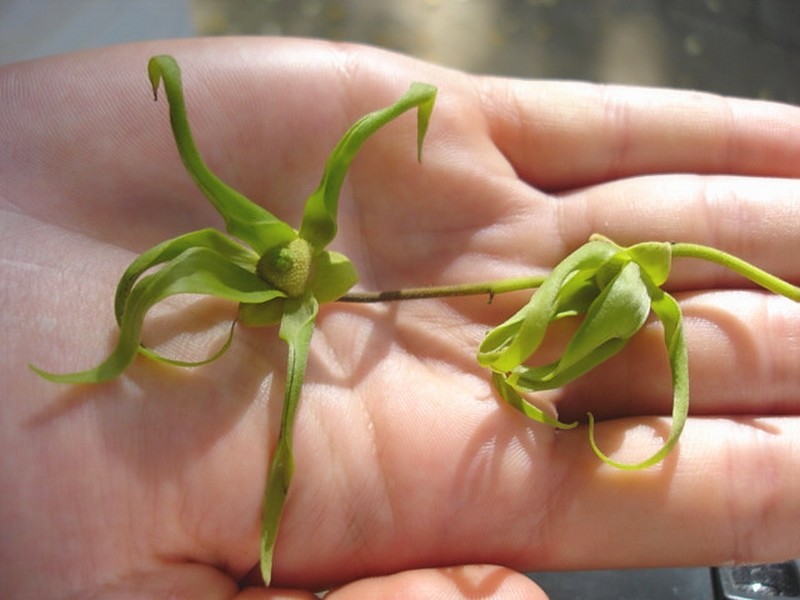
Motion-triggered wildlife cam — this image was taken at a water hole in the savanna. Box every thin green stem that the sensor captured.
[672,243,800,300]
[338,275,546,303]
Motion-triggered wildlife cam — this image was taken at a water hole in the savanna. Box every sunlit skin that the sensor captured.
[4,38,800,598]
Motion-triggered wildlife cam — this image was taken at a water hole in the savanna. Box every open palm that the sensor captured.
[3,38,800,599]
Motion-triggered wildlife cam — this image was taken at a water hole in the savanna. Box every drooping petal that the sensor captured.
[556,262,651,372]
[115,228,258,323]
[32,247,284,383]
[148,55,297,254]
[506,261,651,392]
[479,236,689,471]
[492,372,577,429]
[478,239,618,372]
[260,294,319,586]
[298,82,437,251]
[588,288,688,469]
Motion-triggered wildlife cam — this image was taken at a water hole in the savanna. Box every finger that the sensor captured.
[40,563,241,600]
[537,416,800,570]
[481,78,800,190]
[552,174,800,288]
[279,398,800,581]
[236,586,317,600]
[325,565,548,600]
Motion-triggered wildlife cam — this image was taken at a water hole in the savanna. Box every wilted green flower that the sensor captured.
[478,235,686,469]
[32,54,436,584]
[479,233,800,469]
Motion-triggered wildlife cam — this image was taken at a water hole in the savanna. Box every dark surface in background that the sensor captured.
[531,567,714,599]
[3,1,799,100]
[191,0,800,104]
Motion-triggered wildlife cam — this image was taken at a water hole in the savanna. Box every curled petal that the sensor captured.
[480,235,687,471]
[148,55,296,254]
[299,82,437,251]
[506,261,652,392]
[115,228,258,323]
[552,261,651,374]
[589,290,688,469]
[478,239,618,372]
[492,373,577,429]
[32,247,283,383]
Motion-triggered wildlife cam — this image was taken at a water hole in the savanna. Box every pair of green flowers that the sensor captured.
[33,56,799,584]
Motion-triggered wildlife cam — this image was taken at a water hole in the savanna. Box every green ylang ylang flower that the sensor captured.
[478,235,687,470]
[31,54,437,585]
[478,233,800,470]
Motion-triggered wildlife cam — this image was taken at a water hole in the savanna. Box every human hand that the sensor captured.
[2,37,799,598]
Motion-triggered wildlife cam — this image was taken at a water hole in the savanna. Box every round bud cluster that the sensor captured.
[256,238,312,297]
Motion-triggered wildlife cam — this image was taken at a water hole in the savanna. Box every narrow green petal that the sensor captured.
[512,337,628,392]
[492,373,577,429]
[554,261,650,375]
[32,247,283,383]
[148,55,296,254]
[115,228,258,323]
[137,320,237,367]
[508,263,648,391]
[260,295,319,586]
[299,83,437,251]
[478,239,618,372]
[588,290,688,469]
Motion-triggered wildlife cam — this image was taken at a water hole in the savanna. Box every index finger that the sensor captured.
[480,79,800,190]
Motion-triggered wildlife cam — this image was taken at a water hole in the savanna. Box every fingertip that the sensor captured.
[324,564,548,600]
[235,587,318,600]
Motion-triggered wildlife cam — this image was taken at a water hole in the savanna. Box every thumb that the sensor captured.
[324,564,549,599]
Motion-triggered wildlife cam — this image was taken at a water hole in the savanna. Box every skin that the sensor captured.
[2,37,800,599]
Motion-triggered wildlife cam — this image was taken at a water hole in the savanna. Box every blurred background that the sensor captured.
[2,0,800,104]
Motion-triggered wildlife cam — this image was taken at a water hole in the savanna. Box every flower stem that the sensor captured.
[338,275,546,303]
[671,243,800,300]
